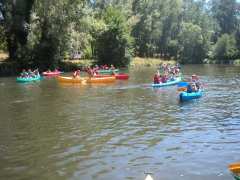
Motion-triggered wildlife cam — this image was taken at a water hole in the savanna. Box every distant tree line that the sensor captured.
[0,0,240,69]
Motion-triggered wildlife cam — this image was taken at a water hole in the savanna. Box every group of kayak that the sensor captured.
[16,65,129,84]
[151,63,203,102]
[57,65,129,83]
[16,64,202,102]
[16,69,41,82]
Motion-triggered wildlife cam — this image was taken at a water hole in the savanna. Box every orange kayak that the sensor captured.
[86,76,116,83]
[229,162,240,180]
[94,73,129,80]
[57,76,86,83]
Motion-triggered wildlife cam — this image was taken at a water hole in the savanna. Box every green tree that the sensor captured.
[29,0,85,70]
[0,0,34,61]
[213,34,238,63]
[178,22,209,63]
[95,6,133,67]
[211,0,238,34]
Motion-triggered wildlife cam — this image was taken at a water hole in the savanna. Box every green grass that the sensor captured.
[130,57,176,67]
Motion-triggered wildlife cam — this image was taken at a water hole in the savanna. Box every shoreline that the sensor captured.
[0,56,240,77]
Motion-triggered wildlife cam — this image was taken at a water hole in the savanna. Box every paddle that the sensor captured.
[177,81,189,91]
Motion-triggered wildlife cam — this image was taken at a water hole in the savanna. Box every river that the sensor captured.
[0,65,240,180]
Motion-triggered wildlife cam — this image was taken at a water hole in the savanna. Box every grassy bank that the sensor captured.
[130,57,176,67]
[62,57,176,68]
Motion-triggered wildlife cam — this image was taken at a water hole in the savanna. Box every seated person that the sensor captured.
[110,64,115,70]
[153,73,161,84]
[161,74,167,83]
[73,70,81,78]
[27,69,34,77]
[33,69,40,77]
[20,69,28,78]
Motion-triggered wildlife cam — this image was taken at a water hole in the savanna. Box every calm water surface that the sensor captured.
[0,65,240,180]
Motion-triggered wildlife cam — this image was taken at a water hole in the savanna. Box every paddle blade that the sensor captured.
[178,82,188,87]
[178,87,187,92]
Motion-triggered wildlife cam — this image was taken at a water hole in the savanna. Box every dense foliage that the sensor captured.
[0,0,240,68]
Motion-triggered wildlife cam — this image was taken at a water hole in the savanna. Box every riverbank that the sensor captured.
[1,56,240,76]
[63,57,176,68]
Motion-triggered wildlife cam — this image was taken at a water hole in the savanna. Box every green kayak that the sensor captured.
[16,76,42,83]
[96,69,119,74]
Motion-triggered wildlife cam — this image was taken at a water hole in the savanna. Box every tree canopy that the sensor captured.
[0,0,239,68]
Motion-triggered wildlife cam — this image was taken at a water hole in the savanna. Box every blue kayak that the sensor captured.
[179,89,203,102]
[152,77,182,87]
[16,76,42,83]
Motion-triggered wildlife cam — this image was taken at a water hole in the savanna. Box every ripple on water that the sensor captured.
[0,66,240,180]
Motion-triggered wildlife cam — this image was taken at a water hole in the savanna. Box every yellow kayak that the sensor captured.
[57,76,116,84]
[57,76,87,83]
[86,76,116,83]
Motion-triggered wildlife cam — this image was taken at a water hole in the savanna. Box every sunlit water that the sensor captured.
[0,65,240,180]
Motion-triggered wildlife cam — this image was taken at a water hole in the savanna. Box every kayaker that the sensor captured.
[153,73,160,84]
[162,74,167,83]
[191,74,201,90]
[86,67,94,77]
[33,69,40,77]
[73,70,81,78]
[27,69,34,77]
[20,69,28,78]
[110,64,115,70]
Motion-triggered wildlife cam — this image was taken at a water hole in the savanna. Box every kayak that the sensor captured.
[57,76,86,83]
[86,76,116,83]
[16,76,41,83]
[151,77,182,87]
[42,71,63,76]
[96,69,119,74]
[57,76,115,83]
[179,89,203,102]
[115,73,129,80]
[94,73,129,80]
[229,162,240,180]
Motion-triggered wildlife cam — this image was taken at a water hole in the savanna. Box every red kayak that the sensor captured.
[94,73,129,80]
[42,71,63,76]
